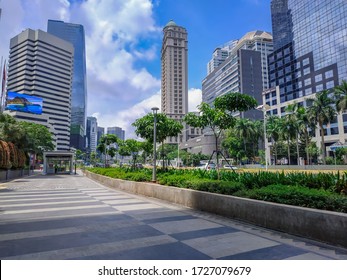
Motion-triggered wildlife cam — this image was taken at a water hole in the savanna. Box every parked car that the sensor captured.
[223,164,238,170]
[196,162,216,170]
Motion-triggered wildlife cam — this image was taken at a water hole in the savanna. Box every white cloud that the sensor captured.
[73,0,162,110]
[94,87,202,140]
[188,88,202,112]
[93,90,161,139]
[0,0,202,143]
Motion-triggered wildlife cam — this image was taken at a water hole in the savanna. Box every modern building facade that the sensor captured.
[97,126,105,146]
[86,116,97,152]
[107,126,125,141]
[161,20,189,144]
[47,20,87,150]
[267,0,347,153]
[6,29,74,150]
[207,40,238,75]
[202,31,273,119]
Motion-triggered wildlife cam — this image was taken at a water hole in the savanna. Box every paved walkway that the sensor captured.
[0,171,346,260]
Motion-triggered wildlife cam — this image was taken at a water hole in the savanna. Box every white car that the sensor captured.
[196,163,216,170]
[223,164,238,170]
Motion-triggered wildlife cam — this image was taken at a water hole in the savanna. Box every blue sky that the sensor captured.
[0,0,272,138]
[144,0,272,88]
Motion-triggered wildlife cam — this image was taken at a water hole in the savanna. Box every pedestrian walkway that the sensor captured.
[0,171,346,260]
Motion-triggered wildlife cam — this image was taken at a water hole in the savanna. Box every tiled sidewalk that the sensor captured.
[0,172,346,260]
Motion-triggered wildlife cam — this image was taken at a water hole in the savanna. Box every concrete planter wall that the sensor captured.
[0,169,30,182]
[85,171,347,249]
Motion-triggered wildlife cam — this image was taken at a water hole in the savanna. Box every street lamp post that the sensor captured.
[256,104,270,171]
[151,107,159,182]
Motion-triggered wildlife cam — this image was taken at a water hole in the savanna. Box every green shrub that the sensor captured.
[87,167,347,212]
[240,184,347,212]
[182,179,245,195]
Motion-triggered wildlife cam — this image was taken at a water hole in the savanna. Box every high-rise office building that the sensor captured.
[266,0,347,151]
[207,40,238,75]
[86,116,97,152]
[6,29,73,150]
[107,126,125,141]
[47,20,87,150]
[202,31,273,119]
[97,127,105,146]
[161,20,188,143]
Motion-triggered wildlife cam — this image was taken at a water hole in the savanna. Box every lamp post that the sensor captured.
[151,107,159,182]
[256,104,270,170]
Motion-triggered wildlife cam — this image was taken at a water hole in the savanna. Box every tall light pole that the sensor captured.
[151,107,159,182]
[256,104,270,170]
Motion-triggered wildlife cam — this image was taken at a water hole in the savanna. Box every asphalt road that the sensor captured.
[0,171,346,260]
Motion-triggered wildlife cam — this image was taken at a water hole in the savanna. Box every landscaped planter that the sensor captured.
[0,169,30,182]
[84,170,347,249]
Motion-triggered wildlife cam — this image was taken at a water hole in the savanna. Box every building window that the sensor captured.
[330,127,339,135]
[326,80,335,89]
[305,88,312,95]
[303,67,310,75]
[325,70,333,79]
[315,74,322,82]
[302,58,309,66]
[316,84,323,92]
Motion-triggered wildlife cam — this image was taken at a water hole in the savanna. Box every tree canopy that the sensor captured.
[132,112,183,143]
[0,113,54,155]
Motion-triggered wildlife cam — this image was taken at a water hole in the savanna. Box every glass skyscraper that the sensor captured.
[269,0,347,103]
[47,20,87,150]
[265,0,347,155]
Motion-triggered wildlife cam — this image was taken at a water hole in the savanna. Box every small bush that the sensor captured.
[239,184,347,212]
[182,179,245,195]
[87,167,347,212]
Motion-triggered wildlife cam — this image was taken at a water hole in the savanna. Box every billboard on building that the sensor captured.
[5,91,43,115]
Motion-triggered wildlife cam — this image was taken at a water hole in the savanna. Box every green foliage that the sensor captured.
[214,92,257,113]
[239,184,347,212]
[97,134,119,156]
[0,113,54,155]
[132,112,183,143]
[87,167,347,212]
[307,90,336,164]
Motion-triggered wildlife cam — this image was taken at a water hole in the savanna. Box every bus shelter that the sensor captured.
[43,151,75,175]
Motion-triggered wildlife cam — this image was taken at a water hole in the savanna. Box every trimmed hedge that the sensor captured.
[235,184,347,213]
[87,167,347,212]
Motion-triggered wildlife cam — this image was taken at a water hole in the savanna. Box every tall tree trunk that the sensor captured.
[319,121,326,165]
[274,140,278,165]
[215,135,220,180]
[287,138,291,165]
[296,133,300,165]
[305,131,310,165]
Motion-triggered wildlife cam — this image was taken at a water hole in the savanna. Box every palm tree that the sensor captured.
[234,118,254,159]
[266,115,282,165]
[307,90,336,165]
[334,80,347,112]
[281,116,296,165]
[296,106,314,165]
[285,103,302,165]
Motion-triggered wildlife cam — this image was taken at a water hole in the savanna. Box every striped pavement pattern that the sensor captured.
[0,172,346,260]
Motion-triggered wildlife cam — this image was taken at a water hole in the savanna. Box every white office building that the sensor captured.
[207,40,238,75]
[6,29,74,150]
[86,116,98,152]
[203,31,273,114]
